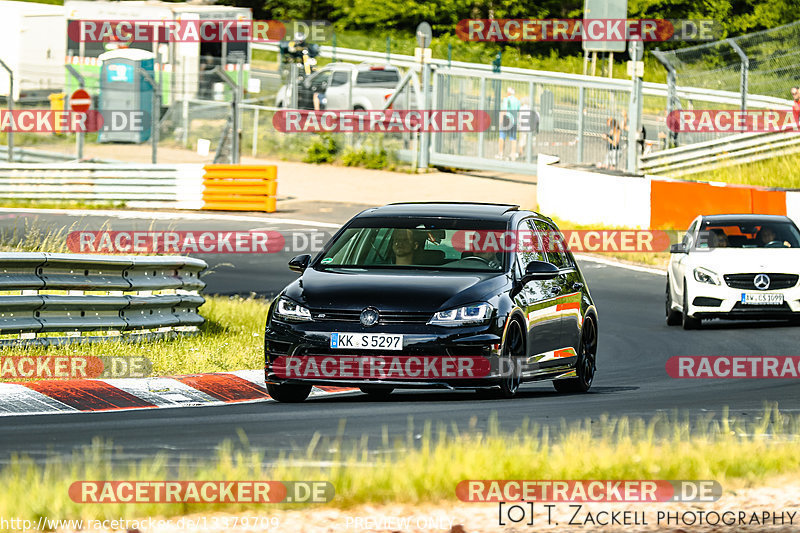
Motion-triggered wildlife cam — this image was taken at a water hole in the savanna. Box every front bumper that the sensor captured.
[685,277,800,319]
[264,318,507,388]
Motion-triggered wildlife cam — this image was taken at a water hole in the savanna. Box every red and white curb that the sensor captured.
[0,370,357,417]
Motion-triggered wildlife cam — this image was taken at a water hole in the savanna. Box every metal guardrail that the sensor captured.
[0,146,121,164]
[639,128,800,177]
[0,253,206,346]
[0,164,199,202]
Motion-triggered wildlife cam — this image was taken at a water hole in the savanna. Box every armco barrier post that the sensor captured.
[202,164,277,212]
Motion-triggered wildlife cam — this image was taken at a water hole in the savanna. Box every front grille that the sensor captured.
[730,302,794,313]
[309,309,431,325]
[724,273,798,290]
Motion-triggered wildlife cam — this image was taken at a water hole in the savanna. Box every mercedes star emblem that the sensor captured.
[754,274,771,290]
[360,307,380,327]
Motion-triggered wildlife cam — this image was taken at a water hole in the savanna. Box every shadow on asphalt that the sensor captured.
[305,386,639,404]
[678,319,800,331]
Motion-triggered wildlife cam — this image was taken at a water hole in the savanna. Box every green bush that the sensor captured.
[341,147,389,169]
[303,133,340,164]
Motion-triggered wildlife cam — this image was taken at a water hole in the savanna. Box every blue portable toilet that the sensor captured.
[98,48,155,143]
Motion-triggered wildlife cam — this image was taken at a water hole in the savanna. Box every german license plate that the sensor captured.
[330,333,403,350]
[741,293,784,305]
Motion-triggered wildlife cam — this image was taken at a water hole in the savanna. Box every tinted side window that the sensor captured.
[330,71,348,86]
[356,70,400,84]
[532,220,571,268]
[517,219,546,271]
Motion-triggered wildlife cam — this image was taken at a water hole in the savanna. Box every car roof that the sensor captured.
[356,202,522,221]
[701,214,793,225]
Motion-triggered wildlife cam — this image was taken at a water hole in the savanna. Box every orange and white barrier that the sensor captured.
[537,155,799,229]
[201,164,277,213]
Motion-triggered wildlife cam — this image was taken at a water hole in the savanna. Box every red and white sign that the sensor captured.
[70,89,92,112]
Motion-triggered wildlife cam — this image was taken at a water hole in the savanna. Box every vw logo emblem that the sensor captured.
[360,307,379,327]
[754,274,771,290]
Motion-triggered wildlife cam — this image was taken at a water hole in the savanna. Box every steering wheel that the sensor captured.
[462,255,493,266]
[765,240,787,248]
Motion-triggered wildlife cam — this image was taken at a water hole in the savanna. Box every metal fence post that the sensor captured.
[252,106,259,158]
[478,76,486,159]
[627,41,643,174]
[652,49,678,148]
[65,65,86,161]
[234,55,244,164]
[419,61,431,168]
[182,99,189,148]
[728,39,749,113]
[577,85,585,164]
[289,62,298,108]
[526,81,535,163]
[0,59,13,162]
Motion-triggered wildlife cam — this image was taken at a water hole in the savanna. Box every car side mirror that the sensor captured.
[522,260,559,281]
[670,243,688,254]
[288,254,311,273]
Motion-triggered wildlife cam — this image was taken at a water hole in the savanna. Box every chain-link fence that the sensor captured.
[652,19,800,110]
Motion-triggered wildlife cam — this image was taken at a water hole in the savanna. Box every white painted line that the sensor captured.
[101,377,221,406]
[0,383,77,416]
[229,369,267,387]
[575,254,667,276]
[0,208,342,229]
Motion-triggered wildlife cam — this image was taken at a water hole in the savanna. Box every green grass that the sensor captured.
[690,152,800,189]
[2,405,800,520]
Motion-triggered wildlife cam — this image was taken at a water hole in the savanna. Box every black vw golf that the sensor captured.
[264,203,598,402]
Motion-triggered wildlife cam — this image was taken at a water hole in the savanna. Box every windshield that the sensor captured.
[697,220,800,249]
[316,217,508,271]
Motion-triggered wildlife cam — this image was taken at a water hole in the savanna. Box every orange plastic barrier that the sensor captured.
[650,180,786,229]
[202,165,277,212]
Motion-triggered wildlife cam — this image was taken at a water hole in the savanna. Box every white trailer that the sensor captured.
[0,0,66,102]
[64,1,252,104]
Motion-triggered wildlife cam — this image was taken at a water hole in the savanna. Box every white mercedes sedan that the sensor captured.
[667,214,800,329]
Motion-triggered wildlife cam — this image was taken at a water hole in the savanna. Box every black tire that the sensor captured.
[666,276,682,326]
[681,280,701,330]
[496,320,524,399]
[553,317,597,393]
[267,382,312,403]
[359,386,394,400]
[353,105,366,111]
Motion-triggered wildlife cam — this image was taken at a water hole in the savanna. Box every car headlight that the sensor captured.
[429,303,493,327]
[693,267,720,285]
[274,297,312,322]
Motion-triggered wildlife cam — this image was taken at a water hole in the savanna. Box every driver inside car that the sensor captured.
[390,229,420,265]
[756,226,783,247]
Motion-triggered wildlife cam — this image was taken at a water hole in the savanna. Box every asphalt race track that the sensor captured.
[1,210,800,464]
